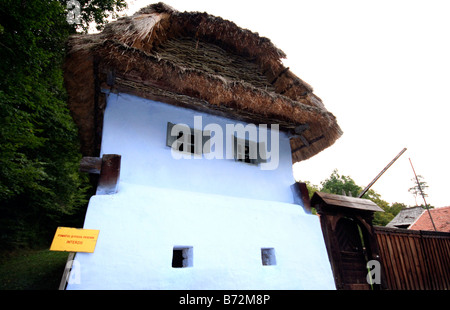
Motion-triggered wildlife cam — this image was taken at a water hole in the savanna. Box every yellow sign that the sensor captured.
[50,227,99,253]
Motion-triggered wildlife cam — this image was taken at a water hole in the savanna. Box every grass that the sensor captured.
[0,249,69,290]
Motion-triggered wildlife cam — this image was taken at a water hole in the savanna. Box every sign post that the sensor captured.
[50,227,100,289]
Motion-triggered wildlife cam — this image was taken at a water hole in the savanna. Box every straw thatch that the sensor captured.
[64,2,342,163]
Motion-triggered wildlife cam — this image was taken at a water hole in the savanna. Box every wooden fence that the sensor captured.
[374,226,450,290]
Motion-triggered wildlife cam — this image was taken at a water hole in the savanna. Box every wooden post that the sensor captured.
[358,148,407,198]
[97,154,121,195]
[58,252,75,290]
[79,157,102,174]
[297,182,312,213]
[291,182,312,213]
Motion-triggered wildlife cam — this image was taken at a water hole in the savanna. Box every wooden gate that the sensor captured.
[335,217,371,289]
[311,192,384,290]
[311,192,450,290]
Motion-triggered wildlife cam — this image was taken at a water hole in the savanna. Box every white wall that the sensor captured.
[66,92,336,290]
[68,183,335,289]
[99,92,296,204]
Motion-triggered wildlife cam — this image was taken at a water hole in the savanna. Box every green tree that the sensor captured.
[310,169,402,226]
[408,175,429,207]
[0,0,125,250]
[59,0,127,33]
[373,202,406,226]
[320,169,362,197]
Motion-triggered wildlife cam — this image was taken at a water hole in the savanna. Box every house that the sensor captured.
[387,206,450,232]
[62,3,342,289]
[409,206,450,232]
[386,206,425,229]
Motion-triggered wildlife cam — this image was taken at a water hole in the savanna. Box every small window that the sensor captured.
[172,246,193,268]
[167,122,210,155]
[233,136,266,165]
[261,248,276,266]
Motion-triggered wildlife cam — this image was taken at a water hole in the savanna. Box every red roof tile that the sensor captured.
[409,206,450,232]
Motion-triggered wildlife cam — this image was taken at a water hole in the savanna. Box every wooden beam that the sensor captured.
[294,124,309,134]
[80,154,121,195]
[270,67,290,84]
[292,182,312,214]
[106,68,115,86]
[290,134,325,153]
[299,135,310,147]
[79,157,102,174]
[297,182,312,213]
[97,154,121,195]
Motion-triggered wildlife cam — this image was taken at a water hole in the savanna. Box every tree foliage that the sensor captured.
[408,175,429,207]
[0,0,125,251]
[320,169,363,198]
[59,0,127,33]
[304,169,405,226]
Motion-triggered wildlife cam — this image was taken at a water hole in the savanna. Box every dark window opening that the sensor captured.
[176,131,196,153]
[172,246,193,268]
[166,122,210,155]
[172,249,184,268]
[261,248,276,266]
[234,136,266,165]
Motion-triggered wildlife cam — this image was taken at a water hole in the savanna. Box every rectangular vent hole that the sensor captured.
[172,246,193,268]
[261,248,276,266]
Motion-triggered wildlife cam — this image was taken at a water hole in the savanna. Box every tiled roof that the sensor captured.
[409,206,450,232]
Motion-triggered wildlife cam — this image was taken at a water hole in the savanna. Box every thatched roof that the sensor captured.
[64,2,342,163]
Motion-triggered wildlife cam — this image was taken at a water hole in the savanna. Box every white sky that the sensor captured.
[119,0,450,207]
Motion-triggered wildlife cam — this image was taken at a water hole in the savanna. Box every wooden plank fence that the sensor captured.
[374,226,450,290]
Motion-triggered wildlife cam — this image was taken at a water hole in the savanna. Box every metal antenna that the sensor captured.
[409,158,437,231]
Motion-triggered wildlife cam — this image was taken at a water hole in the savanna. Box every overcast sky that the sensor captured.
[120,0,450,207]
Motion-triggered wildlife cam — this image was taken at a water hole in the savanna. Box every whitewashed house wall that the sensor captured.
[66,92,336,290]
[100,92,296,203]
